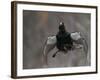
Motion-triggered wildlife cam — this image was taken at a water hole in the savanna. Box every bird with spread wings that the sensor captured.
[43,22,88,65]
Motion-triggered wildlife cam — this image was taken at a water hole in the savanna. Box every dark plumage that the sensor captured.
[56,22,73,51]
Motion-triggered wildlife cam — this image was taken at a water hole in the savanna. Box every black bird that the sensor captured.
[56,22,73,52]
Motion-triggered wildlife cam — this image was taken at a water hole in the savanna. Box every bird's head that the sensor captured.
[59,22,66,32]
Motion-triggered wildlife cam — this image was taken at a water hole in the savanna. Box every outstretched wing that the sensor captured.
[43,35,57,65]
[71,32,88,54]
[71,32,81,41]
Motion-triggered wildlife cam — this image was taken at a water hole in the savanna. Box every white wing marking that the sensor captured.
[47,36,57,44]
[43,36,57,65]
[71,32,81,40]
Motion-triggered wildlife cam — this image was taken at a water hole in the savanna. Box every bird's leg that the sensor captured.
[52,50,60,58]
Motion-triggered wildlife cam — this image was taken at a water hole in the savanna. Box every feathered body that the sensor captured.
[56,22,73,51]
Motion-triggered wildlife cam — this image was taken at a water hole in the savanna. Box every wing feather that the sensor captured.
[43,36,56,65]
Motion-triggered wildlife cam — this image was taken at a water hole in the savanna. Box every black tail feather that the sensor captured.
[52,50,59,58]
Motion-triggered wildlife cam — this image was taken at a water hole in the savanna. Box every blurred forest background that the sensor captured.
[23,10,91,69]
